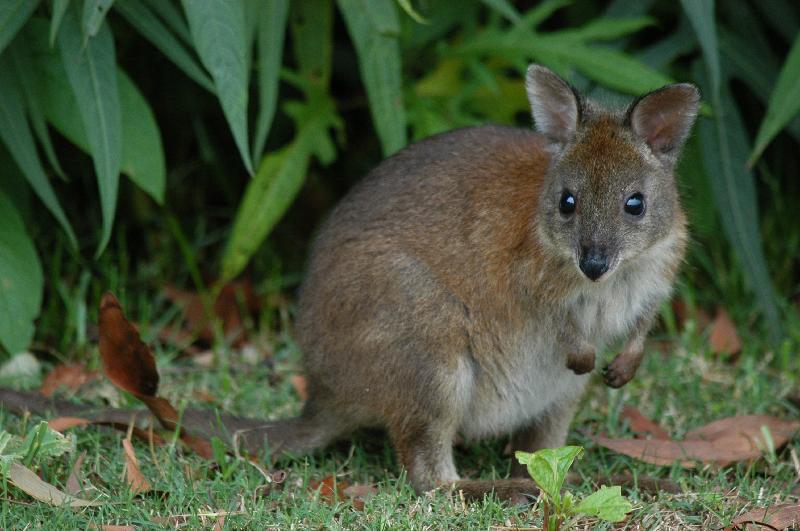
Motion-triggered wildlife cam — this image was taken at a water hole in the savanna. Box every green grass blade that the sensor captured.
[221,144,311,282]
[49,0,69,45]
[0,55,77,250]
[182,0,253,174]
[290,0,333,88]
[81,0,113,40]
[57,5,121,256]
[480,0,520,24]
[562,16,654,42]
[0,0,38,55]
[252,0,288,163]
[0,188,43,356]
[115,0,214,92]
[680,0,719,96]
[748,33,800,165]
[694,62,783,340]
[338,0,407,155]
[521,0,571,28]
[142,0,191,44]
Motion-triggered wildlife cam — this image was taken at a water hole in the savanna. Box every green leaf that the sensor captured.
[32,30,166,203]
[0,0,38,55]
[50,0,70,45]
[222,88,341,281]
[115,0,214,92]
[290,0,333,88]
[748,33,800,165]
[680,0,719,96]
[82,0,113,40]
[480,0,520,24]
[694,61,783,340]
[338,0,407,155]
[573,486,632,523]
[143,0,191,44]
[562,17,654,42]
[0,54,76,249]
[182,0,253,174]
[515,446,583,501]
[395,0,428,24]
[57,5,121,256]
[9,40,67,180]
[0,188,43,356]
[252,0,288,162]
[20,421,72,467]
[521,0,571,29]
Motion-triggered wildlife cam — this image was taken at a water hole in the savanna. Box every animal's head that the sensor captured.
[527,65,698,282]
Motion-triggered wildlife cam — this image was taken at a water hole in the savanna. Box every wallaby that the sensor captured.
[251,65,698,501]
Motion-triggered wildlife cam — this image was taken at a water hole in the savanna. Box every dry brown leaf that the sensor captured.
[66,451,88,496]
[620,406,670,439]
[40,363,98,397]
[163,280,260,347]
[122,438,151,494]
[291,374,308,401]
[709,307,742,355]
[88,525,135,531]
[48,416,91,432]
[309,475,349,504]
[99,293,159,396]
[595,415,799,467]
[8,462,102,507]
[672,299,712,330]
[729,503,800,530]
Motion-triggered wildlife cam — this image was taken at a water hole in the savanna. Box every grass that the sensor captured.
[1,294,798,530]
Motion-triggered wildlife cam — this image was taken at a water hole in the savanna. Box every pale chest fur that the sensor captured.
[458,231,682,440]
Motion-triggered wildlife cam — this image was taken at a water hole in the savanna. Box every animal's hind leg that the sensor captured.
[389,413,460,493]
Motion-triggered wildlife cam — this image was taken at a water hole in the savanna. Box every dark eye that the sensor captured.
[624,193,645,216]
[559,191,576,216]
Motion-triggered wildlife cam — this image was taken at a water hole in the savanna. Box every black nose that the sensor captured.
[579,247,609,281]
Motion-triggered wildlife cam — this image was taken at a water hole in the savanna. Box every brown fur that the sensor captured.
[255,66,699,502]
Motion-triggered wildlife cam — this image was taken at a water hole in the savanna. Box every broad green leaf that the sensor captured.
[521,0,571,29]
[638,17,696,70]
[0,0,38,54]
[9,40,67,180]
[82,0,113,40]
[749,33,800,165]
[694,62,783,340]
[338,0,407,155]
[20,421,72,467]
[0,54,76,249]
[0,188,43,356]
[395,0,427,24]
[480,0,520,24]
[143,0,191,44]
[182,0,252,174]
[252,0,288,162]
[222,89,341,281]
[50,0,69,45]
[291,0,333,87]
[573,486,632,522]
[561,17,654,42]
[115,0,214,92]
[515,446,583,501]
[58,5,121,256]
[680,0,719,96]
[32,25,165,203]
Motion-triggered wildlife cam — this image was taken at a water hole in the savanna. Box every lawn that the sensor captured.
[1,294,798,529]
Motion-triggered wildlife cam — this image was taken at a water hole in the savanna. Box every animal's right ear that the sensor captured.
[525,64,581,146]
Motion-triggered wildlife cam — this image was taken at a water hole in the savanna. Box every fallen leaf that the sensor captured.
[7,462,102,507]
[66,451,87,495]
[595,415,799,467]
[48,417,91,432]
[709,307,742,355]
[672,299,712,330]
[213,516,225,531]
[163,280,260,347]
[729,503,800,530]
[620,406,670,440]
[88,526,135,531]
[291,374,308,401]
[40,363,99,397]
[98,293,159,396]
[343,483,378,511]
[309,475,349,504]
[122,438,151,494]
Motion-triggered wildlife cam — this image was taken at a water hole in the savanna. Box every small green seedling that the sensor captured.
[516,445,632,530]
[0,421,73,475]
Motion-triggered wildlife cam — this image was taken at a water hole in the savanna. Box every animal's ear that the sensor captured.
[626,83,700,168]
[525,64,581,146]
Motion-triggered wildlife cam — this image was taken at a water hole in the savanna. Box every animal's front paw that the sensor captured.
[602,351,641,388]
[566,348,595,375]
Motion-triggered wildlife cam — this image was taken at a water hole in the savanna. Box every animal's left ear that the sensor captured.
[625,83,700,168]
